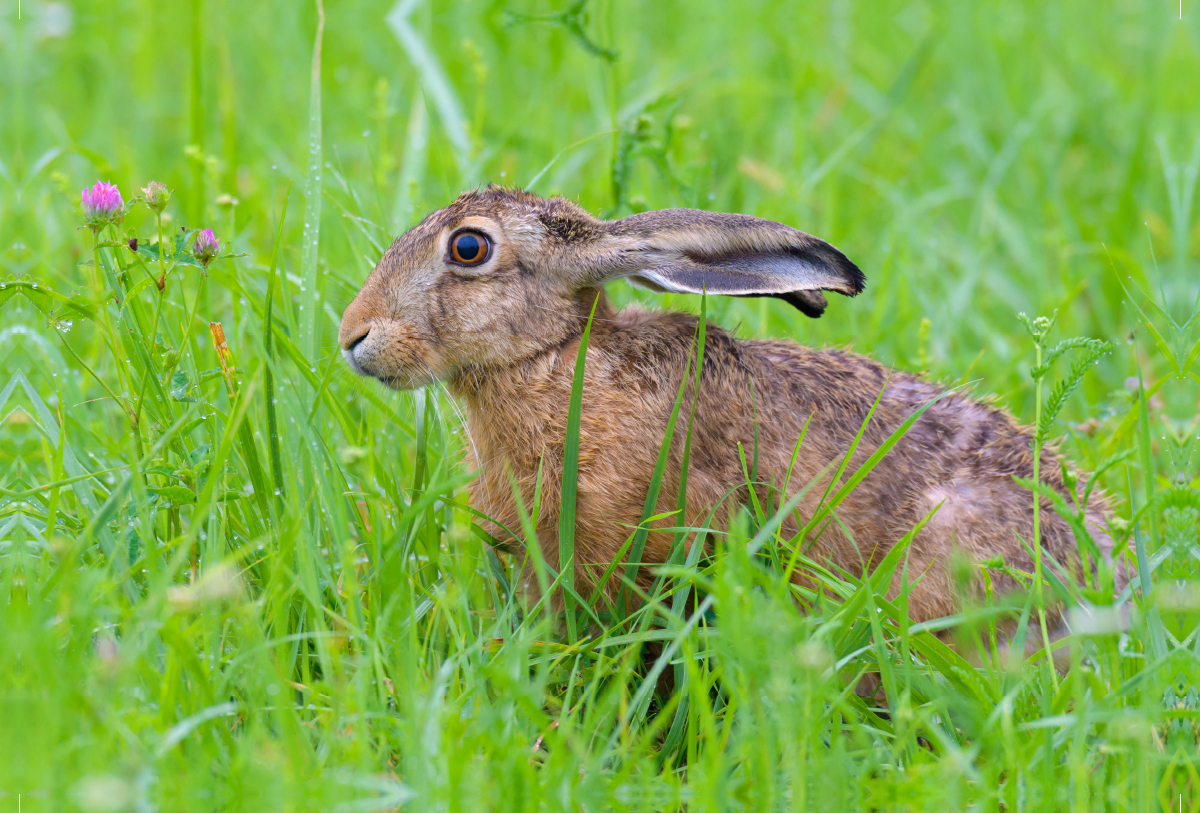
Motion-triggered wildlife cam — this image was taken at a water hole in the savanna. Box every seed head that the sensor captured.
[193,228,220,267]
[141,180,172,213]
[81,181,125,232]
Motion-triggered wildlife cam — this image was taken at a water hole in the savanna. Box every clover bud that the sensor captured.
[192,228,219,267]
[141,180,171,213]
[81,181,125,232]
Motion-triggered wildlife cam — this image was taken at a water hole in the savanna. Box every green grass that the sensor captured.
[2,0,1200,810]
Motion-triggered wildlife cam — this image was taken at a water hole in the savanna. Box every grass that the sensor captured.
[2,0,1199,809]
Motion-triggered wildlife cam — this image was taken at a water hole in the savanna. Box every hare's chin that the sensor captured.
[377,372,434,391]
[342,355,429,390]
[352,369,430,391]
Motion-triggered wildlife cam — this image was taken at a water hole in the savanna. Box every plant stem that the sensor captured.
[156,212,167,280]
[1031,339,1057,689]
[92,229,144,460]
[133,214,171,432]
[133,279,168,431]
[177,269,209,390]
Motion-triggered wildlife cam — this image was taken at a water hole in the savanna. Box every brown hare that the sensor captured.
[339,185,1117,626]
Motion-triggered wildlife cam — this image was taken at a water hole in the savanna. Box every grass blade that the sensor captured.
[619,324,696,615]
[263,184,291,503]
[386,0,472,172]
[783,386,956,580]
[558,294,601,639]
[297,0,325,360]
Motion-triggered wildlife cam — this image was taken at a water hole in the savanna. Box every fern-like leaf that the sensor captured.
[1036,341,1113,443]
[1030,337,1111,381]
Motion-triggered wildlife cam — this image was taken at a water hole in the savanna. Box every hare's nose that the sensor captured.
[346,328,369,352]
[339,294,380,352]
[339,319,371,352]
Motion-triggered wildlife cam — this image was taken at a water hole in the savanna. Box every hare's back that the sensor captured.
[747,342,1091,566]
[750,342,1040,483]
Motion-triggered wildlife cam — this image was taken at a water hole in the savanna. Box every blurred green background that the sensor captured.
[2,0,1198,809]
[8,0,1197,385]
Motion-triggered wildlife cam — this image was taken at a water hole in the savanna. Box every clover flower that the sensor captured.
[141,181,171,213]
[193,228,220,267]
[81,181,125,232]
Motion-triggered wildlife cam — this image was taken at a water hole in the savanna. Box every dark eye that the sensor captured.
[449,231,491,265]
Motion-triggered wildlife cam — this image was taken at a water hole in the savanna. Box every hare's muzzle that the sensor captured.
[338,300,434,390]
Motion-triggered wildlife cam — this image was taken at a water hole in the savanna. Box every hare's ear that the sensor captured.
[581,209,865,317]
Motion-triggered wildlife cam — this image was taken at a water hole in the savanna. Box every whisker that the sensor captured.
[431,375,494,511]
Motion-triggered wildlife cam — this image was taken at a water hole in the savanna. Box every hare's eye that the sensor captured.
[449,231,491,266]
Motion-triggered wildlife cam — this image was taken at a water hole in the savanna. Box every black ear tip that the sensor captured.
[842,255,867,295]
[786,241,866,296]
[823,244,866,295]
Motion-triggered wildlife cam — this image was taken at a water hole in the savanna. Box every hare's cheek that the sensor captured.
[446,332,529,370]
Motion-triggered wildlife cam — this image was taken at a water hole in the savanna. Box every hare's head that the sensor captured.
[339,186,865,389]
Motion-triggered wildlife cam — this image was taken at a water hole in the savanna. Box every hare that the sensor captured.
[339,186,1118,626]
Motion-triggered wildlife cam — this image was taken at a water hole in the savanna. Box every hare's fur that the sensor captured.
[340,186,1116,625]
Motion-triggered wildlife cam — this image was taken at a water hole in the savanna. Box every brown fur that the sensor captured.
[339,186,1118,626]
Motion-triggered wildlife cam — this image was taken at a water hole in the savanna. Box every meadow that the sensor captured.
[1,0,1199,809]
